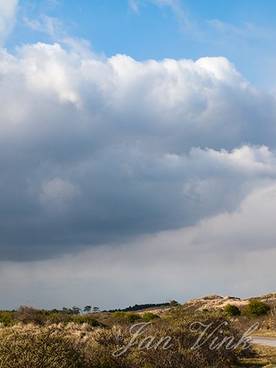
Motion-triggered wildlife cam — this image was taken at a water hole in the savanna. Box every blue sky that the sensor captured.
[7,0,276,88]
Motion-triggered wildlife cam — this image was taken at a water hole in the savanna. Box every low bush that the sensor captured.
[15,306,46,325]
[0,308,255,367]
[126,313,142,323]
[0,326,83,368]
[142,312,160,322]
[112,311,142,324]
[73,315,102,327]
[224,304,241,317]
[0,311,15,326]
[244,300,270,317]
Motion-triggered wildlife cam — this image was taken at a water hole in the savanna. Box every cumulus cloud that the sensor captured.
[0,39,276,306]
[0,42,276,264]
[0,0,18,45]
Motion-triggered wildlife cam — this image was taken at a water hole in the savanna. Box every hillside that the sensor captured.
[185,293,276,312]
[1,293,276,367]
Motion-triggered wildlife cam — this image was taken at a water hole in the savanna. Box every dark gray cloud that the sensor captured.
[2,182,276,309]
[1,43,276,261]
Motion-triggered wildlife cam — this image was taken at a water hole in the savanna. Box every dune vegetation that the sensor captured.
[0,302,256,367]
[1,295,276,367]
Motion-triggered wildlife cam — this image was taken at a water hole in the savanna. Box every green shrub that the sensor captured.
[0,312,15,326]
[142,312,160,322]
[73,315,101,327]
[126,313,142,323]
[170,300,180,307]
[112,311,142,324]
[244,300,270,317]
[112,311,126,318]
[46,312,72,324]
[224,304,241,317]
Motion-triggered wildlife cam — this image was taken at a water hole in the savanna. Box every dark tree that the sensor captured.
[84,306,92,313]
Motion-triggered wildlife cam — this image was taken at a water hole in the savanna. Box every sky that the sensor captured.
[1,0,276,309]
[8,0,276,87]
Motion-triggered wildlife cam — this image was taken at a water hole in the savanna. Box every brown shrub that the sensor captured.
[0,325,83,368]
[0,310,254,368]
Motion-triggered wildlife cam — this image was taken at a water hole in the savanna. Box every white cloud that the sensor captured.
[130,0,192,31]
[129,0,140,13]
[23,15,63,39]
[0,0,18,45]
